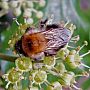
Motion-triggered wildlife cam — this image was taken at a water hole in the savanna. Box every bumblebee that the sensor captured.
[15,19,72,60]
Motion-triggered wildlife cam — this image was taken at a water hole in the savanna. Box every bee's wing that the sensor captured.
[43,28,71,50]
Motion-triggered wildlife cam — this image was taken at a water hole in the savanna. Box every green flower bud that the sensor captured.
[59,72,75,86]
[26,18,33,25]
[65,54,74,62]
[26,1,34,8]
[33,70,47,84]
[46,82,62,90]
[56,49,65,60]
[30,87,38,90]
[65,61,77,69]
[84,41,88,46]
[9,1,18,8]
[69,50,76,55]
[4,68,22,84]
[55,62,66,74]
[56,49,69,60]
[36,11,43,19]
[53,82,62,90]
[65,55,78,69]
[33,63,44,69]
[74,54,81,63]
[66,54,75,62]
[46,86,53,90]
[23,9,32,17]
[13,7,21,16]
[43,56,55,69]
[1,1,9,10]
[15,57,32,72]
[39,0,46,7]
[65,53,81,69]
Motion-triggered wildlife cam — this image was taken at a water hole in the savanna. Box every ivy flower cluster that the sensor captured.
[2,18,90,90]
[0,0,46,24]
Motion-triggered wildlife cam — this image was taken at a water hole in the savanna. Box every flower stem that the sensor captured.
[0,53,18,62]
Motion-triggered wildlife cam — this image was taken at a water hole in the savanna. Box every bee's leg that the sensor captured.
[44,49,57,56]
[30,52,45,61]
